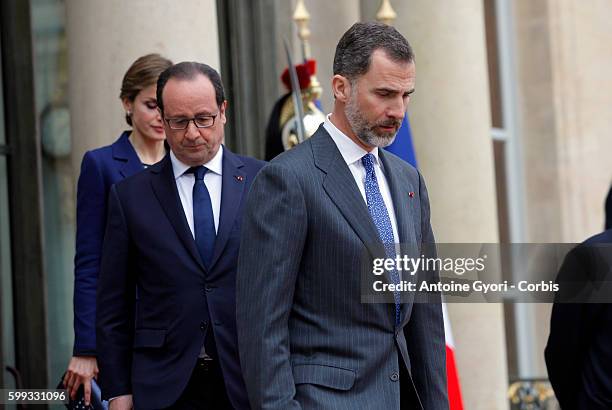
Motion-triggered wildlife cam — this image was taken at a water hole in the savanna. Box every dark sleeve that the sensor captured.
[96,185,135,399]
[545,246,601,409]
[405,171,449,410]
[236,163,306,410]
[73,151,107,356]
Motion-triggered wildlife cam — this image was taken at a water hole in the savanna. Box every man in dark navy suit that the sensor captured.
[97,62,264,410]
[546,229,612,410]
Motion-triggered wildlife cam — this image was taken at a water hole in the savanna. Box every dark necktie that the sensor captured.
[362,153,401,326]
[188,166,216,268]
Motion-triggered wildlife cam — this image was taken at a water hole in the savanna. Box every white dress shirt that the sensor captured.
[323,114,400,243]
[170,146,223,237]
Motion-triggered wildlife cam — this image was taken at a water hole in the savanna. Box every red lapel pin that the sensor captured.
[408,191,415,198]
[235,175,244,182]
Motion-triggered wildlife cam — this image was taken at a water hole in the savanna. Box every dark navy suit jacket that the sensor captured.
[96,148,264,409]
[546,229,612,409]
[73,131,143,355]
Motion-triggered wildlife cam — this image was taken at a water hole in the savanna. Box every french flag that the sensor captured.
[385,116,464,410]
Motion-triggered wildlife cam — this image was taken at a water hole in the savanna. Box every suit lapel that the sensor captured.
[312,127,385,260]
[208,148,246,270]
[150,155,206,272]
[313,128,402,326]
[112,131,145,178]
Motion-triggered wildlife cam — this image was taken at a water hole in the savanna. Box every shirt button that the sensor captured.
[390,372,399,382]
[205,285,212,292]
[200,321,208,330]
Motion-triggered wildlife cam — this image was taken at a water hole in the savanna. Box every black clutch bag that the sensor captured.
[57,374,106,410]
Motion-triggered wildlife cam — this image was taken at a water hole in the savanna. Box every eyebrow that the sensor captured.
[194,111,217,116]
[375,87,416,95]
[166,111,216,118]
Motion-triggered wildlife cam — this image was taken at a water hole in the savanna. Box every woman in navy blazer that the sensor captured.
[63,54,172,404]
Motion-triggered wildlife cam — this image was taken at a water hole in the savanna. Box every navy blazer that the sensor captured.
[73,131,143,356]
[96,148,264,409]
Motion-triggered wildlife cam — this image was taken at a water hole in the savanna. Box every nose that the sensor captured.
[184,120,201,140]
[387,96,406,120]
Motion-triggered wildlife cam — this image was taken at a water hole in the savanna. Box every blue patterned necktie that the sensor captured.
[361,153,401,326]
[188,166,216,268]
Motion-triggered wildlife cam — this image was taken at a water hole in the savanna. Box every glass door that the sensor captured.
[30,0,74,384]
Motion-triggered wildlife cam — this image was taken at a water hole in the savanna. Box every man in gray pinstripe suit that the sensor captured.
[237,22,448,410]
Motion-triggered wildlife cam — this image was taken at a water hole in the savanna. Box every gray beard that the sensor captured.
[345,97,399,148]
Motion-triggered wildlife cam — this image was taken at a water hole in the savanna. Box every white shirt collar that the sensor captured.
[323,113,380,167]
[170,145,224,179]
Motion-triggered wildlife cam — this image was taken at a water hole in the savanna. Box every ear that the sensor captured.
[121,98,133,114]
[219,100,228,125]
[332,74,352,103]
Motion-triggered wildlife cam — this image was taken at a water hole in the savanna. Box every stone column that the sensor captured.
[513,0,612,383]
[516,0,612,243]
[361,1,509,409]
[66,0,221,175]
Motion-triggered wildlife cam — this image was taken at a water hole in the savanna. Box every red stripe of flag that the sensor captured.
[446,344,464,410]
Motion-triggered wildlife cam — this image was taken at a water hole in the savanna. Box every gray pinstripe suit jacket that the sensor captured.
[236,126,448,410]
